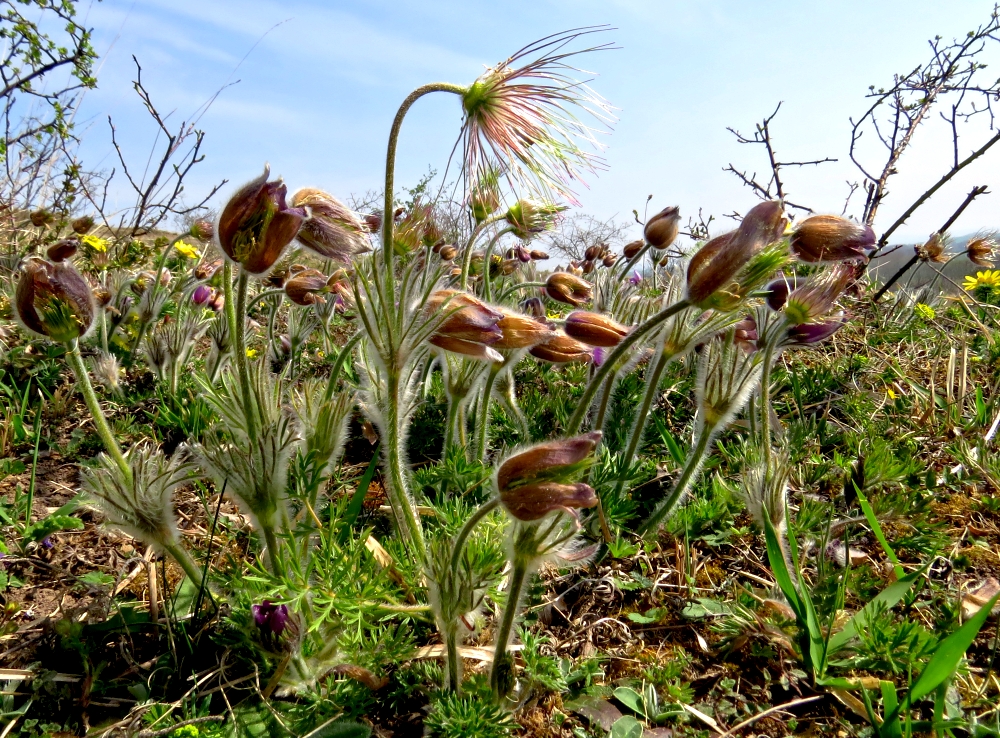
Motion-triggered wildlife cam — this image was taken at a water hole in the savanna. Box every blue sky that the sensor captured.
[71,0,1000,243]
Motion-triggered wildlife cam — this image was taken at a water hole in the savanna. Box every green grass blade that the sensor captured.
[827,564,928,654]
[855,485,904,580]
[338,446,380,544]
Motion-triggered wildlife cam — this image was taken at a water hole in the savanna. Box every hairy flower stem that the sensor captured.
[758,342,777,467]
[382,82,467,291]
[385,373,426,562]
[443,394,463,454]
[638,425,715,537]
[163,541,207,592]
[262,524,281,575]
[66,340,131,482]
[482,227,516,301]
[233,270,258,443]
[323,331,363,402]
[567,300,692,433]
[490,559,529,700]
[475,361,507,462]
[592,372,616,434]
[611,340,677,501]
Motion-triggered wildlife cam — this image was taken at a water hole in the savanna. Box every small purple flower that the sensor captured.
[41,537,54,549]
[252,600,289,635]
[786,313,847,346]
[628,270,642,287]
[592,347,606,366]
[192,284,212,305]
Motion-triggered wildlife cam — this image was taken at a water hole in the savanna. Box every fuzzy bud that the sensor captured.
[644,206,680,248]
[425,289,503,345]
[783,264,852,325]
[521,296,546,319]
[790,215,875,263]
[195,258,224,281]
[545,272,592,306]
[504,199,566,240]
[500,482,598,522]
[71,216,95,235]
[291,188,370,263]
[46,239,79,263]
[623,239,644,259]
[284,268,332,306]
[564,311,629,347]
[438,244,458,261]
[498,432,602,492]
[530,250,549,260]
[529,332,593,364]
[29,210,53,228]
[786,312,847,345]
[967,235,997,267]
[494,309,556,350]
[192,284,213,306]
[429,335,503,362]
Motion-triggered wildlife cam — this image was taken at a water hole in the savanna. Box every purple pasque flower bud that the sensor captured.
[493,309,556,350]
[686,201,787,308]
[644,206,681,249]
[628,270,643,287]
[425,289,503,345]
[284,268,333,306]
[592,346,606,366]
[252,600,290,636]
[733,315,758,353]
[217,165,306,275]
[192,284,213,305]
[790,215,875,263]
[521,296,546,320]
[783,264,852,326]
[429,335,504,363]
[786,312,847,345]
[500,482,598,522]
[15,257,96,343]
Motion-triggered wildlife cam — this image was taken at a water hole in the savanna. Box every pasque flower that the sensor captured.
[493,309,556,350]
[786,312,846,345]
[497,432,601,521]
[504,199,566,239]
[217,165,306,275]
[545,271,592,306]
[15,257,95,342]
[529,332,593,363]
[564,310,629,347]
[644,206,680,249]
[686,200,788,308]
[459,28,614,203]
[284,268,339,306]
[790,215,875,263]
[967,233,997,267]
[252,600,290,636]
[425,289,504,345]
[291,188,370,262]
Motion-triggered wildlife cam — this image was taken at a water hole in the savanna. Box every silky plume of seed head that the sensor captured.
[967,233,998,267]
[564,311,629,347]
[916,232,947,263]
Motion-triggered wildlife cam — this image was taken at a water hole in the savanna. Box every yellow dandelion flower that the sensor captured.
[174,240,200,259]
[81,234,109,252]
[887,388,896,400]
[963,269,1000,291]
[245,348,257,358]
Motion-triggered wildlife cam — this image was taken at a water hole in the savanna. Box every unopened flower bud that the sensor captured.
[284,268,332,306]
[363,213,382,233]
[585,245,600,261]
[218,165,306,275]
[546,272,592,306]
[515,245,532,263]
[195,258,223,281]
[15,258,95,342]
[783,264,852,326]
[425,290,503,344]
[500,482,598,522]
[93,287,112,307]
[46,239,79,263]
[498,432,602,493]
[71,216,95,235]
[505,199,566,239]
[521,296,545,319]
[189,219,214,240]
[530,250,549,260]
[687,201,787,308]
[494,309,555,350]
[644,206,681,248]
[429,335,504,362]
[210,292,225,312]
[564,311,629,347]
[733,315,758,353]
[192,284,213,305]
[791,215,875,263]
[291,188,370,263]
[438,245,458,261]
[582,260,595,274]
[603,254,617,268]
[29,210,53,228]
[763,275,798,311]
[624,239,644,259]
[529,332,593,363]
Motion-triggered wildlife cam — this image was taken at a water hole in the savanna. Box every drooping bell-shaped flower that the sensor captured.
[46,239,79,263]
[424,289,504,345]
[504,199,566,240]
[71,216,95,235]
[284,268,338,306]
[782,264,852,326]
[790,215,875,263]
[786,312,847,345]
[15,257,96,343]
[192,284,213,306]
[291,188,370,263]
[252,600,290,635]
[493,309,556,350]
[967,234,997,267]
[217,166,306,275]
